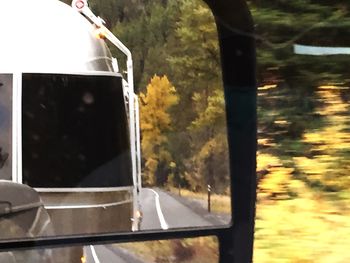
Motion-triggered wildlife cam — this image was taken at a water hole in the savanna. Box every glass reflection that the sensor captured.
[22,74,132,188]
[0,74,12,181]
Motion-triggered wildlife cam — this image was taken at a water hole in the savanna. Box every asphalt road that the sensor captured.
[84,245,144,263]
[84,187,230,262]
[139,188,214,230]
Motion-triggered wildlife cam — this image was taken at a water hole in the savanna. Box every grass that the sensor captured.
[167,186,231,214]
[254,179,350,262]
[114,236,219,263]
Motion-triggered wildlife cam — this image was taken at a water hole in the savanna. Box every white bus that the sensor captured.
[0,0,142,237]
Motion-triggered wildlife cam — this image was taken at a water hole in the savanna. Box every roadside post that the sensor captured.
[207,184,211,213]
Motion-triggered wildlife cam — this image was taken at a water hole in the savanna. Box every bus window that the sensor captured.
[22,74,133,188]
[0,74,12,181]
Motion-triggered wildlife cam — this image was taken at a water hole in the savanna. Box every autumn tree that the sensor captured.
[188,89,229,193]
[84,0,230,193]
[139,75,179,186]
[167,0,229,193]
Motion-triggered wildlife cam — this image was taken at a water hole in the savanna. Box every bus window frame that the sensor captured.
[0,73,15,183]
[20,72,133,189]
[0,1,257,262]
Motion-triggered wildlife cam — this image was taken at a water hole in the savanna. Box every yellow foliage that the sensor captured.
[139,75,179,185]
[255,87,350,262]
[257,152,282,171]
[259,167,293,196]
[255,180,350,262]
[299,88,350,189]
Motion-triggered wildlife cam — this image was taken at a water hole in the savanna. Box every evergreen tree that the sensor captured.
[250,0,350,87]
[110,0,179,90]
[168,0,229,193]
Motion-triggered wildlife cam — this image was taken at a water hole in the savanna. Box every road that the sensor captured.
[139,188,216,230]
[84,245,144,263]
[84,187,230,262]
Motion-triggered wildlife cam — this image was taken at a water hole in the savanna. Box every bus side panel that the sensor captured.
[40,190,133,235]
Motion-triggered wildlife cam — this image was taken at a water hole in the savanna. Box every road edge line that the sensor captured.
[90,245,101,263]
[147,189,169,230]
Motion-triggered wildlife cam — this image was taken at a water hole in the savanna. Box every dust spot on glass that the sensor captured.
[78,106,85,112]
[82,92,95,105]
[78,154,86,161]
[25,111,35,119]
[32,134,40,141]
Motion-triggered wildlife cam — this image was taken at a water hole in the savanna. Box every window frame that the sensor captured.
[0,1,257,262]
[0,73,15,182]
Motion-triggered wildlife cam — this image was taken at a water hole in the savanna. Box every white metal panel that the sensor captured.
[0,0,114,73]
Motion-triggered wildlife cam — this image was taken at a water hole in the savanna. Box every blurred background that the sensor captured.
[252,0,350,262]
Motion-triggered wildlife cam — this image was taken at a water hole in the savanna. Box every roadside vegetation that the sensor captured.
[115,236,218,263]
[167,186,231,214]
[253,0,350,260]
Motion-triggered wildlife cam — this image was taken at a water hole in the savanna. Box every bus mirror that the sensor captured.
[0,180,42,217]
[0,181,53,239]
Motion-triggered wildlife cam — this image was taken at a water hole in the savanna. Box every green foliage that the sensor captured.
[110,0,179,90]
[166,0,229,193]
[250,0,350,87]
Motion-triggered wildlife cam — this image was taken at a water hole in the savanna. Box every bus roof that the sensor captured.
[0,0,114,74]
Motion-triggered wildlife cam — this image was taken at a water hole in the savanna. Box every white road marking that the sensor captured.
[90,245,101,263]
[147,188,169,230]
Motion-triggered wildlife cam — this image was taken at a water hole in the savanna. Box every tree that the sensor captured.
[139,75,179,186]
[252,0,350,193]
[167,0,229,193]
[250,0,350,87]
[84,0,230,193]
[110,0,179,90]
[188,89,229,193]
